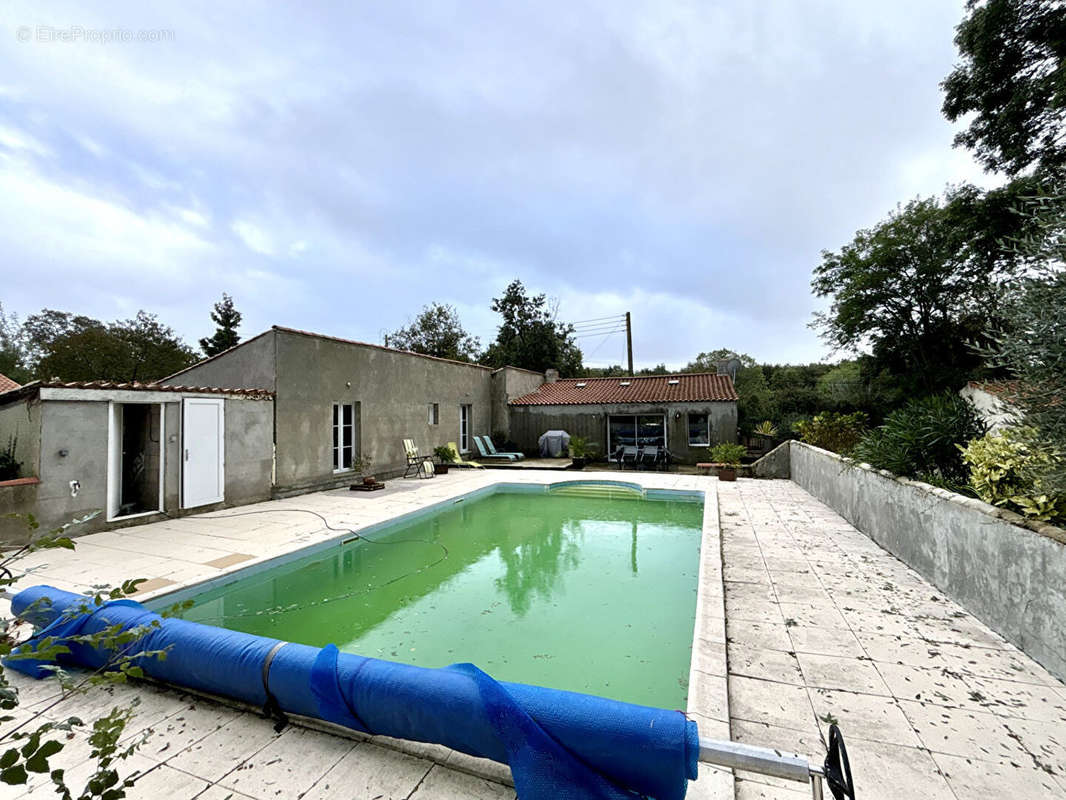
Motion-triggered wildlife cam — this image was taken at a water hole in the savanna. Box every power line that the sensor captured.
[571,324,628,334]
[570,314,626,325]
[573,329,626,339]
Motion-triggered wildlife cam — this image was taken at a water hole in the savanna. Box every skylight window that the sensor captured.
[575,382,587,388]
[668,379,680,385]
[619,381,631,386]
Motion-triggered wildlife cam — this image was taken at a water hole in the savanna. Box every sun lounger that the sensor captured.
[447,442,484,469]
[473,435,518,461]
[482,436,525,461]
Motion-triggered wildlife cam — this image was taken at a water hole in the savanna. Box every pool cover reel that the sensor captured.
[7,586,698,800]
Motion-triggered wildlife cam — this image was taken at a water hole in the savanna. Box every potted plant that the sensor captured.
[433,445,455,475]
[568,436,590,470]
[708,443,747,482]
[753,420,778,438]
[356,455,376,486]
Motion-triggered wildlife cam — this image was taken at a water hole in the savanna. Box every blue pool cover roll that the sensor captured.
[8,585,699,800]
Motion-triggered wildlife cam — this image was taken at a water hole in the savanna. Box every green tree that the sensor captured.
[199,293,242,357]
[764,363,833,430]
[942,0,1066,176]
[812,185,1036,397]
[583,364,628,377]
[23,310,197,383]
[0,304,30,384]
[987,191,1066,493]
[636,363,670,375]
[482,281,582,375]
[683,350,774,433]
[387,303,481,362]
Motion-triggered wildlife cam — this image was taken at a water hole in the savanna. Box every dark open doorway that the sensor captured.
[118,403,162,517]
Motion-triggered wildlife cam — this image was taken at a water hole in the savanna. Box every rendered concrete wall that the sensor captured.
[490,367,544,440]
[163,329,277,392]
[788,440,1066,682]
[35,400,113,535]
[273,330,495,491]
[751,441,791,478]
[508,401,737,462]
[222,397,274,506]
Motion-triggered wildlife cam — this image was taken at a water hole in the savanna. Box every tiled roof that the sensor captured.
[0,380,273,402]
[509,373,738,406]
[0,373,20,393]
[967,380,1022,399]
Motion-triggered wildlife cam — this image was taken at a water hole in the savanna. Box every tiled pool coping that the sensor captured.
[6,469,731,797]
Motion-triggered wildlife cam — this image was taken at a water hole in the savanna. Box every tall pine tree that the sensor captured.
[199,293,242,357]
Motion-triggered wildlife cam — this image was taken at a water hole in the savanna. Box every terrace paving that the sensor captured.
[719,479,1066,800]
[2,471,1062,799]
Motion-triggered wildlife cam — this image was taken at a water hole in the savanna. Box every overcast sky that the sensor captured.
[0,1,1000,369]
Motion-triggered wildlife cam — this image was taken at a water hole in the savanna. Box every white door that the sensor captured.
[183,398,225,508]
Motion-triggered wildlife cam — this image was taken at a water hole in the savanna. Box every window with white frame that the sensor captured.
[332,403,354,471]
[428,403,439,425]
[459,404,471,452]
[687,412,710,446]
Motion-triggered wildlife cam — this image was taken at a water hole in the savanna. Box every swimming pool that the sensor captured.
[176,484,704,708]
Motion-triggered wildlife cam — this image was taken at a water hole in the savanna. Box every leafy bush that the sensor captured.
[433,445,455,463]
[708,443,747,465]
[0,435,19,481]
[852,393,986,483]
[960,428,1066,522]
[0,512,174,798]
[792,412,868,454]
[568,435,589,459]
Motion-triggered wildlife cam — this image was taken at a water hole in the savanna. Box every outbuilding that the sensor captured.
[507,372,738,464]
[0,381,273,543]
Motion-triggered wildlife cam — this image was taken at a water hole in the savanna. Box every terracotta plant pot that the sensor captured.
[717,466,737,482]
[436,464,449,474]
[363,476,377,486]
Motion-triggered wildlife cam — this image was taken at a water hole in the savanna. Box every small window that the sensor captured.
[428,403,439,425]
[333,403,355,471]
[688,413,710,446]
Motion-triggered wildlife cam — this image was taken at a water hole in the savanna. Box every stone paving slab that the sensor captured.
[719,478,1066,800]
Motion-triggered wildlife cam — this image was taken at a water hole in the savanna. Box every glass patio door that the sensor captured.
[460,404,471,452]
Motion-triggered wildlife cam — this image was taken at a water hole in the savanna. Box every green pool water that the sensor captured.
[180,488,703,707]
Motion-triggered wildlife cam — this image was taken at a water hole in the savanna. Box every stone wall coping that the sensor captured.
[0,476,40,488]
[792,440,1066,546]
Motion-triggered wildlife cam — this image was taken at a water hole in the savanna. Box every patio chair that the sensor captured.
[482,436,524,461]
[620,445,641,470]
[473,435,518,461]
[641,445,662,470]
[446,442,484,469]
[403,439,435,479]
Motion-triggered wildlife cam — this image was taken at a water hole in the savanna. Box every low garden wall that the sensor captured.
[753,440,1066,682]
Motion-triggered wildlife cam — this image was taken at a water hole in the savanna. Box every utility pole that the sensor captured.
[625,312,633,376]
